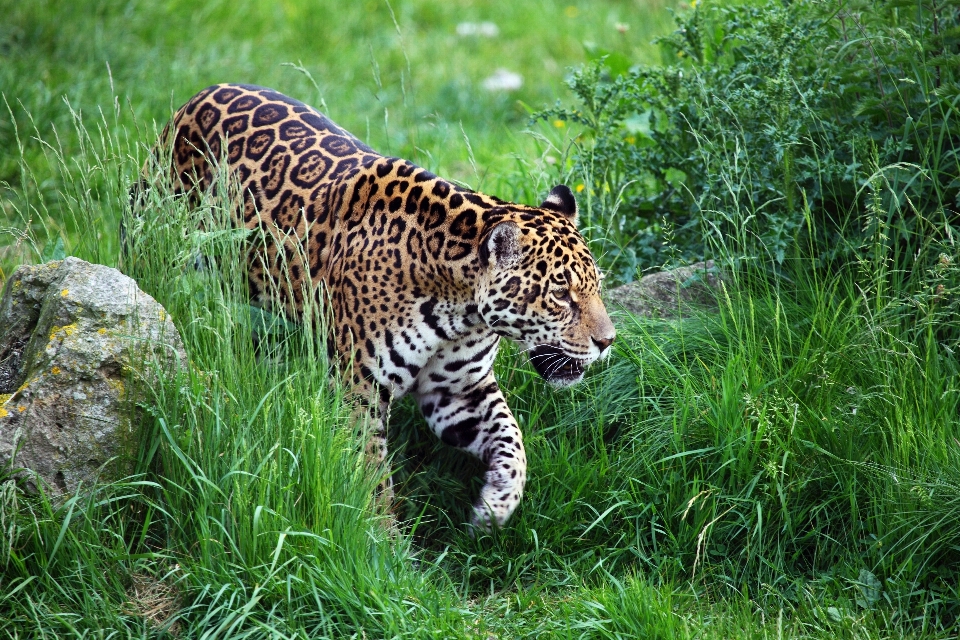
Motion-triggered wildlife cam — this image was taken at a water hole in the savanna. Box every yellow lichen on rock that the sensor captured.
[0,408,8,418]
[49,323,78,341]
[0,394,12,405]
[61,289,69,297]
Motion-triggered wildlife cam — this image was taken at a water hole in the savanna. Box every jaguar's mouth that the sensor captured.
[529,345,586,386]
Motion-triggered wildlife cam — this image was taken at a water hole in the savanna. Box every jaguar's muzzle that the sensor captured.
[530,345,586,386]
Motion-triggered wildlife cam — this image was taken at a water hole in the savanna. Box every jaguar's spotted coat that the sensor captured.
[149,83,616,529]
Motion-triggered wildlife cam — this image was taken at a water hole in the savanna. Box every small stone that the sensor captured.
[604,261,722,320]
[482,69,523,92]
[456,21,500,37]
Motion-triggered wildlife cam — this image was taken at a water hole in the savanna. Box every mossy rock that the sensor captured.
[604,261,722,320]
[0,257,186,494]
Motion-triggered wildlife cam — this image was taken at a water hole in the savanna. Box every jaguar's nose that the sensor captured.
[592,333,615,352]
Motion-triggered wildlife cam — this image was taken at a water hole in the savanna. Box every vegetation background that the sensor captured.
[2,0,960,638]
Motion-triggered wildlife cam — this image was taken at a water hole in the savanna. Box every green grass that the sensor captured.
[3,0,960,637]
[0,0,675,276]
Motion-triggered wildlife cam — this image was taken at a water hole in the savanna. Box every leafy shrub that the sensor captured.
[541,0,960,281]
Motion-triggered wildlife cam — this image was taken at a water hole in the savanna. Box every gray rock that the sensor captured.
[0,258,186,495]
[604,260,722,319]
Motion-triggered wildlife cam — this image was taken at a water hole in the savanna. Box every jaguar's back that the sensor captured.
[164,83,387,315]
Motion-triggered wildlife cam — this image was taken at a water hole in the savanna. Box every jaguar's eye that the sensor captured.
[552,286,572,302]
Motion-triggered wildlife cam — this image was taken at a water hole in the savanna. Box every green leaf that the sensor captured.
[582,42,632,77]
[622,110,654,139]
[855,569,882,609]
[41,236,66,262]
[664,167,687,186]
[247,304,299,338]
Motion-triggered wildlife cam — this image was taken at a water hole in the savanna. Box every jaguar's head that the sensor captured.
[476,185,616,387]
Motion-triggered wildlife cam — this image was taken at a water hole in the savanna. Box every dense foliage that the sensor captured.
[541,0,960,280]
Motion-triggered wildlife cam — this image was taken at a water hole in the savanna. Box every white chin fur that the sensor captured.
[546,373,585,389]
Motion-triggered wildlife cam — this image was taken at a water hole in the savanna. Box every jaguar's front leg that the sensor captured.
[416,373,527,530]
[365,409,394,505]
[343,373,394,508]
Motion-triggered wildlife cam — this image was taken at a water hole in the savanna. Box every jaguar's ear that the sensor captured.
[479,221,522,269]
[540,184,578,225]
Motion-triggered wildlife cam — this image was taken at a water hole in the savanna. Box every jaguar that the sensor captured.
[143,83,616,529]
